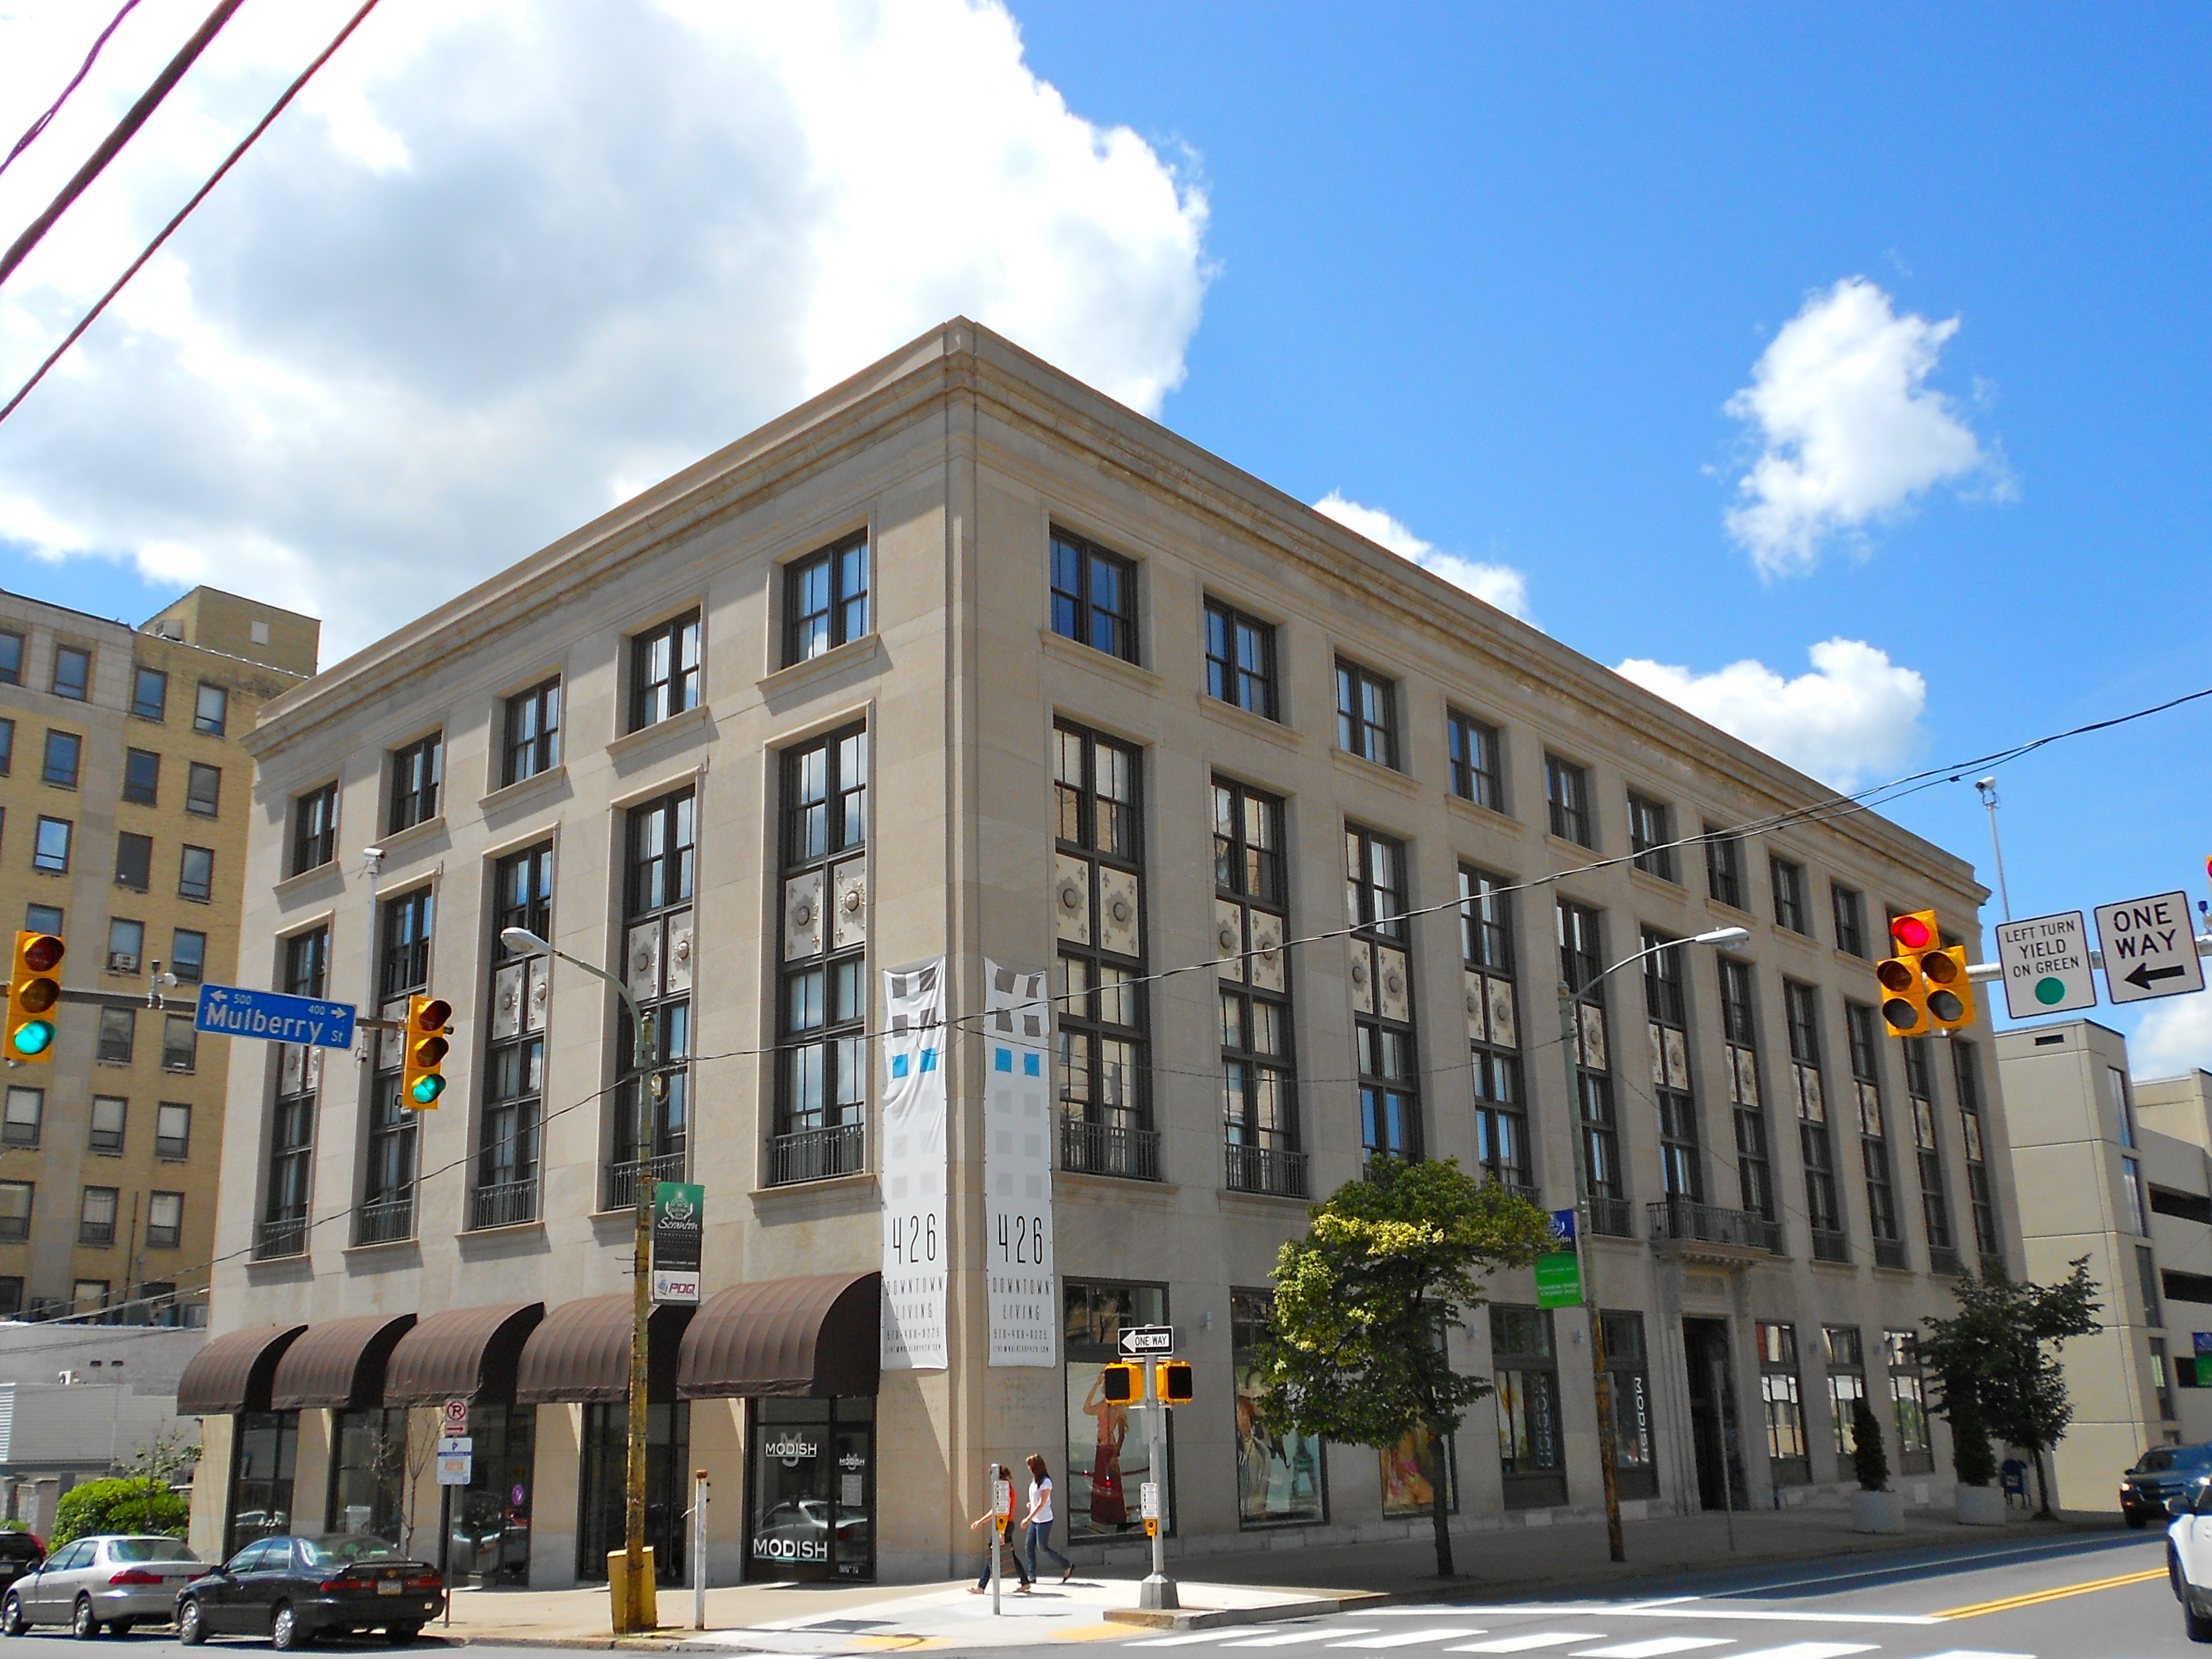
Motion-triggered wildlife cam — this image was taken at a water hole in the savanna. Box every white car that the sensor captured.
[2168,1475,2212,1641]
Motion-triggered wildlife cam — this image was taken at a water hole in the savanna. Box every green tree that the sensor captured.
[1249,1157,1557,1577]
[1849,1396,1889,1492]
[1920,1257,2101,1517]
[118,1428,200,1487]
[49,1478,188,1548]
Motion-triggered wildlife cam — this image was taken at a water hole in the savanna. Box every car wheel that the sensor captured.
[2,1592,26,1638]
[177,1599,206,1646]
[73,1596,102,1640]
[107,1621,133,1639]
[2189,1596,2212,1644]
[385,1625,420,1645]
[270,1602,311,1651]
[2130,1509,2151,1529]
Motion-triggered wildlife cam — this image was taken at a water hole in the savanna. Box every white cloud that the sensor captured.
[1724,276,1997,575]
[0,0,1211,657]
[2130,997,2212,1083]
[1613,637,1926,791]
[1312,492,1533,622]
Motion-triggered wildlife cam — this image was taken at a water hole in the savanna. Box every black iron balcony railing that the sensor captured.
[1585,1194,1636,1239]
[255,1215,307,1259]
[1646,1196,1785,1255]
[1486,1177,1542,1207]
[1224,1141,1309,1200]
[603,1150,687,1213]
[1928,1243,1966,1277]
[353,1194,414,1247]
[770,1122,867,1186]
[1810,1228,1851,1264]
[470,1177,540,1231]
[1873,1236,1909,1271]
[1060,1114,1162,1182]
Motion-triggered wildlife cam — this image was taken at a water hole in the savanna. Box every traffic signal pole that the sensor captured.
[1140,1361,1177,1611]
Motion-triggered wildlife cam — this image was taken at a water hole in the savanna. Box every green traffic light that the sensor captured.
[409,1074,445,1105]
[10,1021,53,1057]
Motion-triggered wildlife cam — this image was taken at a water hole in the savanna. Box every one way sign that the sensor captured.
[2094,891,2207,1006]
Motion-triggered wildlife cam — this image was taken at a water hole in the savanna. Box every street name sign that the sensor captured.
[2094,891,2207,1005]
[195,984,357,1049]
[1994,911,2097,1019]
[1117,1324,1175,1356]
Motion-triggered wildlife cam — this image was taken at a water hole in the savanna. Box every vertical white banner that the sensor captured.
[984,961,1056,1367]
[880,960,948,1370]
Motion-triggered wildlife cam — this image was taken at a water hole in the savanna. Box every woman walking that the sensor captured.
[1022,1453,1076,1584]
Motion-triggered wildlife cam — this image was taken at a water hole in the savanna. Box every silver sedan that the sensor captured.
[2,1534,211,1637]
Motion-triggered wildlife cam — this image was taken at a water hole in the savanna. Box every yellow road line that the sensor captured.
[1935,1565,2167,1618]
[1051,1622,1140,1642]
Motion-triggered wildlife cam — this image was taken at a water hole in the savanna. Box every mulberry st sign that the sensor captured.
[194,983,357,1049]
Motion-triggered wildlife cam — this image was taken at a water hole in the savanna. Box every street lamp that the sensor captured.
[500,926,659,1631]
[1557,923,1747,1564]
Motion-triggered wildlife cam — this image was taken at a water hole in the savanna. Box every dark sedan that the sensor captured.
[2125,1441,2212,1527]
[175,1534,443,1649]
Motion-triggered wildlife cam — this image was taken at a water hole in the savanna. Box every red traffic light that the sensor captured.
[1889,914,1933,950]
[413,997,453,1032]
[21,935,61,974]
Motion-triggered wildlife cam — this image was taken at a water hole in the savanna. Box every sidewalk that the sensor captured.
[434,1503,2131,1650]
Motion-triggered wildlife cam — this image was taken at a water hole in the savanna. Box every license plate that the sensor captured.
[377,1581,403,1596]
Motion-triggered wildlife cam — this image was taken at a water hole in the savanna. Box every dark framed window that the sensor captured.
[185,762,221,817]
[41,730,80,789]
[156,1101,191,1161]
[1770,856,1810,935]
[107,917,144,973]
[1903,1038,1956,1268]
[630,610,701,731]
[96,1008,133,1064]
[1049,528,1138,663]
[178,844,214,902]
[33,816,71,873]
[78,1186,118,1247]
[1758,1321,1809,1484]
[25,904,61,933]
[1954,1040,2000,1259]
[1349,823,1418,1162]
[0,633,21,685]
[1824,1325,1866,1457]
[51,647,90,701]
[2,1088,40,1147]
[1847,1002,1901,1260]
[1492,1305,1564,1507]
[260,926,327,1259]
[88,1096,126,1155]
[292,783,337,875]
[477,842,553,1228]
[364,892,432,1242]
[1704,824,1745,910]
[1546,755,1593,847]
[1448,711,1503,811]
[1627,793,1675,881]
[1055,723,1154,1178]
[170,928,206,983]
[1231,1290,1326,1525]
[1832,884,1868,957]
[1463,867,1525,1193]
[1785,979,1843,1250]
[113,831,150,890]
[1335,659,1398,769]
[775,726,869,1183]
[146,1191,183,1250]
[388,734,442,833]
[1217,780,1298,1196]
[1643,929,1701,1202]
[503,679,561,786]
[785,533,869,665]
[1062,1280,1169,1540]
[0,718,12,775]
[1204,600,1277,720]
[131,666,167,721]
[0,1181,30,1241]
[161,1014,196,1072]
[193,682,227,736]
[1885,1329,1933,1473]
[1559,899,1623,1228]
[1604,1310,1658,1499]
[123,748,159,804]
[613,788,695,1202]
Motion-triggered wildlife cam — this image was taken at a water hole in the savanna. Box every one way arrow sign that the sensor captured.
[2095,891,2208,1006]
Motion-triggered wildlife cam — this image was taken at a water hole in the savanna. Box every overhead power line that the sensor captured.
[0,0,149,184]
[0,0,385,431]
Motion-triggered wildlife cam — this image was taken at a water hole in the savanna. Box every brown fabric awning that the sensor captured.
[677,1271,879,1400]
[516,1298,694,1405]
[382,1302,544,1406]
[269,1313,417,1410]
[176,1324,308,1416]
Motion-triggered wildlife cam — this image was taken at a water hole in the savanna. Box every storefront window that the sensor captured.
[1491,1304,1563,1508]
[1379,1423,1456,1516]
[581,1403,689,1584]
[456,1405,533,1585]
[1230,1290,1324,1526]
[1603,1311,1657,1499]
[747,1397,872,1579]
[1064,1279,1166,1541]
[227,1411,298,1557]
[326,1408,407,1544]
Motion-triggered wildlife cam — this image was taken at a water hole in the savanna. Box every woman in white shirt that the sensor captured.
[1022,1453,1076,1583]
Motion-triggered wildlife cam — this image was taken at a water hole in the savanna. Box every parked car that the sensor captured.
[2167,1475,2212,1640]
[0,1532,43,1597]
[1,1535,207,1637]
[2128,1441,2212,1527]
[175,1535,443,1650]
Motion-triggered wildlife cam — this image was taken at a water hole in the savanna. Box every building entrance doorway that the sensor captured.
[1683,1318,1745,1513]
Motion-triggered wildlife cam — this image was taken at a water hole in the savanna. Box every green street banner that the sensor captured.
[1534,1250,1583,1309]
[652,1181,703,1303]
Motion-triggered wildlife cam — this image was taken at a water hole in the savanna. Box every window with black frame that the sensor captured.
[1335,659,1398,769]
[292,783,336,875]
[258,927,326,1259]
[1903,1038,1959,1273]
[1604,1310,1658,1499]
[361,892,431,1244]
[1642,929,1702,1206]
[1062,1280,1166,1540]
[1216,779,1298,1197]
[1461,866,1526,1195]
[1050,529,1137,663]
[226,1411,297,1556]
[1447,711,1503,811]
[388,734,441,833]
[1348,823,1418,1164]
[503,679,560,787]
[1954,1040,2000,1259]
[1758,1321,1809,1486]
[1546,755,1593,847]
[476,843,552,1229]
[1786,979,1845,1258]
[1559,899,1626,1233]
[775,725,868,1184]
[630,610,701,732]
[612,788,693,1208]
[1204,601,1276,720]
[785,533,869,665]
[1831,884,1869,957]
[1704,823,1745,909]
[1885,1329,1933,1474]
[1718,958,1776,1233]
[1054,724,1154,1180]
[1847,1002,1904,1267]
[1627,793,1675,881]
[1231,1289,1325,1526]
[1770,855,1810,935]
[1491,1304,1561,1507]
[325,1407,408,1541]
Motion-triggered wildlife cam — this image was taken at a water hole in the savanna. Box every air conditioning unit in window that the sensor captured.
[107,953,138,974]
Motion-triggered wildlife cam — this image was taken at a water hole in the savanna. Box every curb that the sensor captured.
[1103,1592,1386,1630]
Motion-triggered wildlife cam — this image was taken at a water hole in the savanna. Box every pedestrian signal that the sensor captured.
[1099,1363,1142,1405]
[401,994,452,1108]
[5,933,63,1061]
[1156,1361,1194,1404]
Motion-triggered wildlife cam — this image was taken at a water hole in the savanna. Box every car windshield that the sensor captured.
[106,1539,196,1563]
[2143,1448,2180,1472]
[299,1536,409,1567]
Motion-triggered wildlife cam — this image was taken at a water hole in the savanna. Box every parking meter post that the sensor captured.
[693,1470,709,1631]
[439,1485,453,1626]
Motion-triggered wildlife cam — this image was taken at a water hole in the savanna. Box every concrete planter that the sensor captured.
[1956,1484,2006,1527]
[1851,1489,1904,1534]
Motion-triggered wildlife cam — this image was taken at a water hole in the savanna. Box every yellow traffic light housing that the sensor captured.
[401,994,452,1108]
[1099,1363,1142,1405]
[1156,1360,1194,1404]
[1922,945,1977,1032]
[5,932,63,1062]
[1877,910,1935,1037]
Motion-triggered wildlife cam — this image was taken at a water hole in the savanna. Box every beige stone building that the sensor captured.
[1998,1023,2212,1511]
[0,587,315,1326]
[187,322,2022,1587]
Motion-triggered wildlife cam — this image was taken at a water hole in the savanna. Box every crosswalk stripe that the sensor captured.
[1445,1640,1607,1654]
[1571,1640,1734,1657]
[1219,1631,1380,1649]
[1716,1646,1875,1659]
[1327,1633,1484,1650]
[1129,1633,1258,1648]
[1906,1652,2035,1658]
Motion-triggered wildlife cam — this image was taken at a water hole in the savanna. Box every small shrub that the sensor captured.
[49,1478,187,1548]
[1850,1397,1890,1493]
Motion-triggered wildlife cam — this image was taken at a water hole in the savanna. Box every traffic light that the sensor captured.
[1921,943,1977,1032]
[1876,911,1934,1037]
[1156,1360,1194,1404]
[5,932,63,1061]
[1099,1363,1142,1405]
[400,994,452,1108]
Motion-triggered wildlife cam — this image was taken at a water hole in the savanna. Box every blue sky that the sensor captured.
[0,1,2207,1065]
